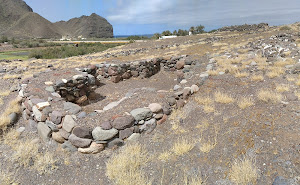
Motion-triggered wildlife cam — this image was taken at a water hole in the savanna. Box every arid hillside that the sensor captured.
[0,23,299,185]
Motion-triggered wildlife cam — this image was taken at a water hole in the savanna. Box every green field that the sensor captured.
[0,50,30,60]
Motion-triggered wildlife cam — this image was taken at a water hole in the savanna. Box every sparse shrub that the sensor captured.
[158,151,172,161]
[195,96,213,105]
[280,26,291,31]
[207,70,219,76]
[172,138,194,156]
[106,144,151,185]
[251,75,264,82]
[203,104,215,113]
[214,91,234,104]
[237,97,254,109]
[266,67,284,78]
[234,71,249,78]
[29,43,122,59]
[229,156,258,185]
[275,84,290,92]
[257,89,282,103]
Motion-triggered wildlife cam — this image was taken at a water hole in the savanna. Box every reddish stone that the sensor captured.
[122,72,132,79]
[111,75,122,83]
[176,60,185,70]
[108,66,118,76]
[157,114,168,125]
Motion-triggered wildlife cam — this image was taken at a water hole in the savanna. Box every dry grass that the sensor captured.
[229,157,258,185]
[214,91,234,104]
[0,170,19,185]
[237,97,254,109]
[169,108,186,125]
[0,98,21,131]
[3,129,20,147]
[295,92,300,99]
[11,139,39,167]
[158,151,172,162]
[286,76,295,82]
[274,58,296,67]
[106,144,151,185]
[172,138,195,156]
[195,96,213,105]
[0,90,10,96]
[257,89,282,103]
[234,71,249,78]
[275,84,290,92]
[203,104,215,113]
[251,75,264,82]
[34,152,58,174]
[207,70,219,76]
[295,79,300,86]
[183,174,205,185]
[266,67,284,78]
[2,74,21,80]
[199,142,217,153]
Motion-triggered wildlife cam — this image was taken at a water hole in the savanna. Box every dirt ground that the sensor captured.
[0,23,299,185]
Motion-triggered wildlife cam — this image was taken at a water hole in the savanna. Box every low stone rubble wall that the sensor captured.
[19,80,200,154]
[81,55,195,83]
[218,23,269,32]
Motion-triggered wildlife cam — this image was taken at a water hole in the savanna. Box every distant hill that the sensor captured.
[54,13,113,38]
[0,0,33,33]
[3,12,63,39]
[0,0,113,39]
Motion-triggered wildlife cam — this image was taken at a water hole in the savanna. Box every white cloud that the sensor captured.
[107,0,300,27]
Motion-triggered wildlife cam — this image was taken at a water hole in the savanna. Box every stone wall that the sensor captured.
[16,55,202,154]
[81,55,195,83]
[53,74,98,104]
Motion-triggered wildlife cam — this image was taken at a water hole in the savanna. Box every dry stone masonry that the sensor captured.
[14,55,203,154]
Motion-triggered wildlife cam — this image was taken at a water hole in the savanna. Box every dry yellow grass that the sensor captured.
[2,74,21,80]
[106,144,151,185]
[274,58,295,67]
[275,84,290,92]
[207,70,219,76]
[266,67,284,78]
[34,152,58,174]
[295,92,300,99]
[195,96,213,105]
[3,129,20,147]
[11,139,39,167]
[169,108,186,123]
[214,91,234,104]
[199,142,217,153]
[295,79,300,86]
[234,71,249,78]
[257,89,282,103]
[172,138,195,156]
[203,104,215,113]
[0,98,22,131]
[286,76,295,82]
[158,151,172,161]
[237,97,254,109]
[251,75,264,82]
[0,170,19,185]
[0,90,10,96]
[229,157,258,185]
[183,174,205,185]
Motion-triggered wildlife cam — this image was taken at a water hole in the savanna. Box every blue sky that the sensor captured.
[25,0,300,36]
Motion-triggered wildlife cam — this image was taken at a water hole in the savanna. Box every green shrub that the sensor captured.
[29,43,122,59]
[280,26,291,31]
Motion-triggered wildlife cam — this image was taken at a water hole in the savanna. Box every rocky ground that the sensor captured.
[0,23,300,185]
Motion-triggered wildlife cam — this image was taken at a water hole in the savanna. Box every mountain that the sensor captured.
[0,0,113,38]
[0,0,33,33]
[3,12,63,38]
[54,13,113,38]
